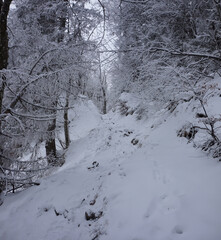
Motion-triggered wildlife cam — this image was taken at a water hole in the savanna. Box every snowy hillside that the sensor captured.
[0,96,221,240]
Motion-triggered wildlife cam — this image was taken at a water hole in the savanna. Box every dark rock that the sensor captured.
[196,113,207,118]
[131,138,139,145]
[85,210,103,221]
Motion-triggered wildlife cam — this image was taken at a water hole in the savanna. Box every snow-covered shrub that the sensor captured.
[177,76,221,161]
[177,123,198,141]
[117,93,149,120]
[201,140,221,161]
[118,100,135,116]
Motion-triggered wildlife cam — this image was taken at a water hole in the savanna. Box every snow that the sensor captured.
[0,96,221,240]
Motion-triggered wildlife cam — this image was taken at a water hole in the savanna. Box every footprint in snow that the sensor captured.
[160,194,181,215]
[153,169,161,181]
[172,225,183,235]
[119,172,126,177]
[37,205,53,217]
[160,193,167,200]
[144,197,158,219]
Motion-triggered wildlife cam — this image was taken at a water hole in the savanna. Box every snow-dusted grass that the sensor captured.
[0,97,221,240]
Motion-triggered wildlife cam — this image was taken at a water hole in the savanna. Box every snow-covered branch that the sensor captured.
[152,48,221,62]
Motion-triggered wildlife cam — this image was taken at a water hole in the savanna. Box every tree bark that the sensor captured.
[45,117,57,165]
[0,0,13,198]
[0,0,13,129]
[45,100,57,165]
[101,85,107,114]
[0,0,12,69]
[64,90,70,149]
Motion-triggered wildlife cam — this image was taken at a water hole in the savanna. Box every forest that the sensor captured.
[0,0,221,239]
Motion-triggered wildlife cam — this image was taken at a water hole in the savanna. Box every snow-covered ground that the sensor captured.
[0,97,221,240]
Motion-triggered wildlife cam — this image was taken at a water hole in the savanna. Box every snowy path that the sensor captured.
[0,104,221,240]
[100,114,221,240]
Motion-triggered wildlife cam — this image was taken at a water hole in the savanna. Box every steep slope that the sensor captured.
[0,98,221,240]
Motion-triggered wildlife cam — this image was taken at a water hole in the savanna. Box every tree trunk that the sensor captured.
[0,0,13,198]
[45,100,57,165]
[64,91,70,149]
[102,86,107,114]
[0,0,12,129]
[0,76,6,129]
[45,117,57,165]
[0,0,12,70]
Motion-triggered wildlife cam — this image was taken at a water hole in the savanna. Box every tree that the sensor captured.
[108,0,221,96]
[0,0,103,196]
[0,0,13,199]
[12,0,98,164]
[0,0,12,126]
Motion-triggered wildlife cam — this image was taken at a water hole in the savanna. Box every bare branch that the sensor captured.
[9,108,57,121]
[2,166,49,173]
[121,0,148,4]
[151,48,221,62]
[29,48,59,75]
[97,0,106,46]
